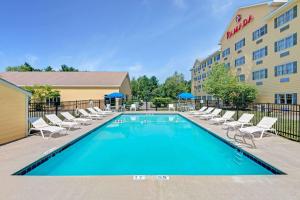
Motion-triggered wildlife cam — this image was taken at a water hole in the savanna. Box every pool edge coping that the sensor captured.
[13,112,285,176]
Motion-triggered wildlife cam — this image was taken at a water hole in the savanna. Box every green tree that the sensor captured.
[23,85,60,102]
[6,62,36,72]
[131,75,160,101]
[59,64,79,72]
[161,72,190,99]
[44,66,54,72]
[203,63,257,107]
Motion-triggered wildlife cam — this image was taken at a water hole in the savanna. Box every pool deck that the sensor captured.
[1,111,300,200]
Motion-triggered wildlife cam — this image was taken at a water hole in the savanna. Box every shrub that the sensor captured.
[152,97,172,108]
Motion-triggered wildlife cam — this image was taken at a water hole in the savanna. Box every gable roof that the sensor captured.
[265,0,297,20]
[219,0,288,44]
[0,72,129,88]
[0,78,32,96]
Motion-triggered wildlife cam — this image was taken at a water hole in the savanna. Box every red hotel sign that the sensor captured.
[226,15,254,39]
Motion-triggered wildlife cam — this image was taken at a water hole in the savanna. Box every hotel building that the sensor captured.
[191,0,299,104]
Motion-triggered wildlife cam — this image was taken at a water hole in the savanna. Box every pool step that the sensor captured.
[233,150,244,165]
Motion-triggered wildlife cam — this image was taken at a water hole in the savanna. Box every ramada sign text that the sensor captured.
[227,15,254,39]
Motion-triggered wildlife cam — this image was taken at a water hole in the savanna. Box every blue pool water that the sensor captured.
[24,114,278,176]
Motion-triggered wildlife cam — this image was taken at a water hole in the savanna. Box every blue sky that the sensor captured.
[0,0,263,81]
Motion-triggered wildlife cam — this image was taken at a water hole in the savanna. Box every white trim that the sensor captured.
[219,0,288,44]
[0,78,32,96]
[265,0,296,20]
[25,96,29,136]
[17,85,121,88]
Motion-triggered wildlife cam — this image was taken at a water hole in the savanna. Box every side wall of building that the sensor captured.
[0,84,28,144]
[56,87,120,101]
[119,75,132,99]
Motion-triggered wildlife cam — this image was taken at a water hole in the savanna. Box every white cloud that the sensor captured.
[172,0,187,9]
[210,0,233,15]
[24,54,39,65]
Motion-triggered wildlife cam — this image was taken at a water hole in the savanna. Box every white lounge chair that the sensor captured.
[45,114,80,131]
[234,117,278,148]
[78,109,103,120]
[238,117,278,139]
[130,104,137,111]
[87,107,108,116]
[105,104,112,111]
[209,111,235,125]
[189,106,207,115]
[28,118,67,139]
[198,108,222,120]
[60,112,92,125]
[192,107,214,116]
[223,113,254,138]
[168,104,175,111]
[94,106,112,114]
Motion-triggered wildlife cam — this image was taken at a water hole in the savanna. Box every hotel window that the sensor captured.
[274,6,297,28]
[252,24,267,40]
[239,74,245,82]
[275,93,297,104]
[252,69,268,80]
[235,38,245,51]
[207,58,213,65]
[235,56,245,67]
[274,33,297,52]
[274,61,297,76]
[222,48,230,57]
[253,46,268,60]
[224,63,230,68]
[214,54,220,62]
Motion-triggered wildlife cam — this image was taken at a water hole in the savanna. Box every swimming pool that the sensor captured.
[16,114,283,176]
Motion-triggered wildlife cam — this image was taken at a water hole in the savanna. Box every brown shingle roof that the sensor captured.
[0,72,129,87]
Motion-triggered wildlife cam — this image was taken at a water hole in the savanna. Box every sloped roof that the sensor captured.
[219,0,288,43]
[0,72,129,87]
[0,78,32,96]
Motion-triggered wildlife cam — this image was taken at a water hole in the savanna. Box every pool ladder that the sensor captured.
[233,150,244,165]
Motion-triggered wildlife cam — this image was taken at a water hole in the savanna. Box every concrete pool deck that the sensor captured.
[0,111,300,200]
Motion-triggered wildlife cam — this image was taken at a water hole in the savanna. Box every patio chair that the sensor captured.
[233,117,278,148]
[28,117,67,139]
[198,108,222,120]
[238,117,278,140]
[60,112,92,125]
[189,106,207,115]
[105,104,112,111]
[45,114,80,131]
[192,107,214,116]
[223,113,254,138]
[209,111,235,125]
[87,107,108,116]
[168,104,175,111]
[93,107,113,114]
[78,109,103,120]
[130,104,137,111]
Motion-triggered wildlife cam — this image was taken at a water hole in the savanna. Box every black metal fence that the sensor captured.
[28,99,105,126]
[195,100,300,142]
[28,99,300,141]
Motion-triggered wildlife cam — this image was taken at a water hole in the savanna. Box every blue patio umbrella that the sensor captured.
[107,92,125,99]
[177,92,195,100]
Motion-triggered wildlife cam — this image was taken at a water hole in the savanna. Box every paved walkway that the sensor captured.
[0,111,300,200]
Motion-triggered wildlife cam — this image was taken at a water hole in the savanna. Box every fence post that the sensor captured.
[267,103,270,117]
[236,104,239,121]
[55,102,58,115]
[99,99,101,108]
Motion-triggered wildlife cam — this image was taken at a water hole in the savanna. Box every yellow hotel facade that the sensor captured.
[191,0,300,104]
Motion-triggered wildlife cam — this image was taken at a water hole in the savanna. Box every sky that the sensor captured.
[0,0,264,82]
